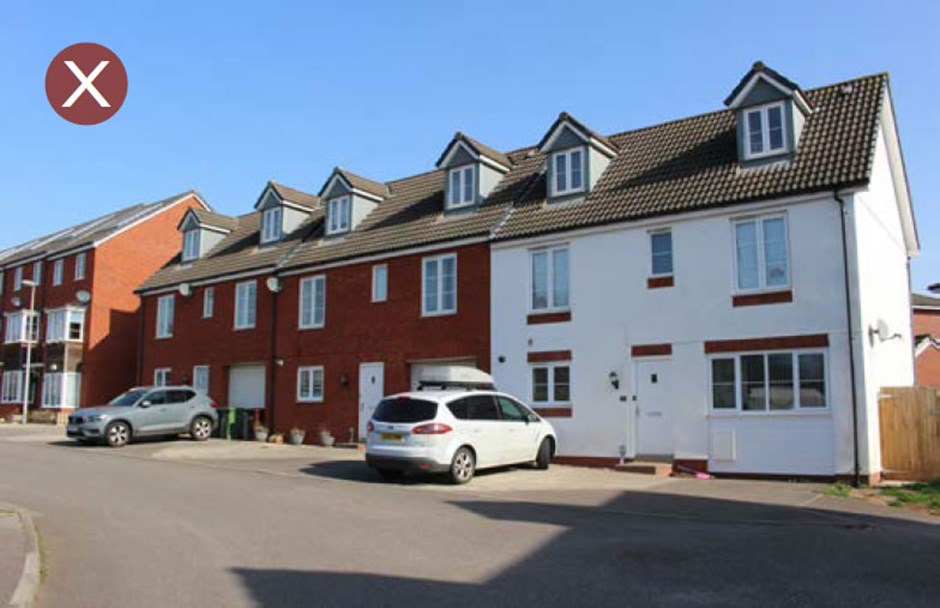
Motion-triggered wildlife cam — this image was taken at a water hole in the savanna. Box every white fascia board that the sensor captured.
[879,91,919,256]
[138,266,276,296]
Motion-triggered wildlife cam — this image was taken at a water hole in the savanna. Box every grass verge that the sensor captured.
[879,479,940,514]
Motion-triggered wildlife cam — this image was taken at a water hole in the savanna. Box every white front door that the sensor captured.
[635,359,673,456]
[358,362,385,440]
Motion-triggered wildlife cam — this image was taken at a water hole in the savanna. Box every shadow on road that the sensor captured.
[231,490,940,607]
[298,460,530,486]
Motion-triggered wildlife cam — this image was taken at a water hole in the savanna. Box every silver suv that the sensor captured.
[67,386,218,448]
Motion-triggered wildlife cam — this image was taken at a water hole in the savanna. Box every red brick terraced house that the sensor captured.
[912,293,940,387]
[0,191,208,420]
[136,183,320,418]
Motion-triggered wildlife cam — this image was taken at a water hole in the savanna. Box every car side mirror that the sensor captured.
[139,400,152,408]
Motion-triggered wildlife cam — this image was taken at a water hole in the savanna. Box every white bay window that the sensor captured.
[41,373,81,408]
[45,308,85,343]
[1,371,24,403]
[4,311,39,344]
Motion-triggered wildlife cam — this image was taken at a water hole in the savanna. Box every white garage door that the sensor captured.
[228,365,266,409]
[410,359,477,390]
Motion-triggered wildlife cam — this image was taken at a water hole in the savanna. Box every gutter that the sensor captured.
[835,189,862,487]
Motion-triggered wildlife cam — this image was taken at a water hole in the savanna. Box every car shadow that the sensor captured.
[298,459,529,486]
[50,434,187,448]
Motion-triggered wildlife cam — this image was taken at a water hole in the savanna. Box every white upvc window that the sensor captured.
[447,165,476,208]
[550,147,585,197]
[42,372,81,408]
[710,350,827,413]
[203,287,215,318]
[1,371,24,403]
[744,102,787,159]
[74,253,86,281]
[32,261,41,284]
[530,246,569,311]
[182,230,200,261]
[13,267,23,291]
[733,215,789,292]
[193,366,210,394]
[650,230,673,276]
[234,281,257,330]
[154,368,171,387]
[261,207,282,244]
[156,295,175,338]
[53,259,64,286]
[422,253,457,316]
[4,311,38,344]
[372,264,388,302]
[531,362,571,405]
[327,196,351,235]
[297,366,325,402]
[45,308,85,343]
[299,275,326,329]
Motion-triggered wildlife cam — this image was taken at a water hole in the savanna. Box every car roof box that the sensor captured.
[417,366,495,391]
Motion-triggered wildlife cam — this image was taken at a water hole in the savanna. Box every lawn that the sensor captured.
[879,479,940,514]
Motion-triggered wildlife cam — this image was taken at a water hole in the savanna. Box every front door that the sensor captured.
[358,362,384,440]
[635,360,673,456]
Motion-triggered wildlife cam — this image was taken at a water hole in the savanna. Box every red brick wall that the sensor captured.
[916,345,940,388]
[273,242,491,441]
[913,309,940,338]
[139,275,275,408]
[83,195,202,405]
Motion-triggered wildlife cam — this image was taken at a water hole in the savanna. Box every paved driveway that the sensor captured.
[0,425,937,607]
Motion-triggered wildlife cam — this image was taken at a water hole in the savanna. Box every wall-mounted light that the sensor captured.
[49,363,59,372]
[275,358,285,367]
[609,371,620,390]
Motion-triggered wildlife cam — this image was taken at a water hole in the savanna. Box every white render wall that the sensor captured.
[492,194,869,476]
[849,124,916,475]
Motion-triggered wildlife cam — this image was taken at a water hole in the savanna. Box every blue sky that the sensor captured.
[1,1,937,288]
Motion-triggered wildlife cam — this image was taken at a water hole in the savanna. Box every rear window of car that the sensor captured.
[373,398,438,423]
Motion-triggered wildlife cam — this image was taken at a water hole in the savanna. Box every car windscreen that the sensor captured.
[372,398,438,423]
[109,389,149,406]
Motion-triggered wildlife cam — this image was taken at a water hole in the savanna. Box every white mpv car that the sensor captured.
[365,368,557,484]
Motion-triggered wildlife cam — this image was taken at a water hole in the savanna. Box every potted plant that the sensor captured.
[254,424,269,443]
[267,432,284,444]
[288,427,306,446]
[317,425,335,447]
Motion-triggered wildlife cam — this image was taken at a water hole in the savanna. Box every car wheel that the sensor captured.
[377,468,404,481]
[105,422,130,448]
[449,447,476,485]
[535,438,553,470]
[190,416,213,442]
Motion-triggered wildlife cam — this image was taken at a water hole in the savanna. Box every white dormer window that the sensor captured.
[261,207,282,244]
[744,102,786,158]
[182,230,200,262]
[551,148,584,197]
[447,166,475,208]
[327,197,351,235]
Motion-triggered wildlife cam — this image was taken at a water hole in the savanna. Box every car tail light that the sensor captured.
[412,423,452,435]
[209,401,219,409]
[367,421,374,433]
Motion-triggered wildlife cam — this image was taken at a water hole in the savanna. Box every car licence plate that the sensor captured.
[67,425,78,434]
[380,432,403,441]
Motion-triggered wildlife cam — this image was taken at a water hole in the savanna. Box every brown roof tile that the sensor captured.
[187,208,239,232]
[269,182,319,210]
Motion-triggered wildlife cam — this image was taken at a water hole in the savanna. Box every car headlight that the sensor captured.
[86,414,109,422]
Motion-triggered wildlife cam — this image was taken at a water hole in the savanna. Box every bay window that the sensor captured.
[41,373,81,408]
[1,371,23,403]
[45,308,85,343]
[4,311,39,344]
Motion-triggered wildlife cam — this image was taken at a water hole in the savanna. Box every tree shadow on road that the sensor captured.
[231,490,940,607]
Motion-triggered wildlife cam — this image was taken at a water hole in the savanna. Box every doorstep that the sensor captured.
[615,461,674,476]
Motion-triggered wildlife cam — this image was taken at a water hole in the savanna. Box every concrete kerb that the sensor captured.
[5,507,41,608]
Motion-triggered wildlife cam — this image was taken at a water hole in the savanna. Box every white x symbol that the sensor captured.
[62,60,110,108]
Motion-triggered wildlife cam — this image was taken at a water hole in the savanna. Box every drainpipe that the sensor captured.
[267,279,279,431]
[836,190,862,487]
[136,296,146,386]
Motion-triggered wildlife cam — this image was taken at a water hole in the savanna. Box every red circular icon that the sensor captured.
[45,43,128,125]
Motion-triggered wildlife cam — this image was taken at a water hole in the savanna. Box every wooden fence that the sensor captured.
[879,386,940,481]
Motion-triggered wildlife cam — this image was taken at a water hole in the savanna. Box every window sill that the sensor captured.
[297,399,324,404]
[299,324,325,331]
[155,335,173,340]
[234,326,256,332]
[527,311,572,325]
[647,275,674,289]
[422,310,457,318]
[732,290,792,307]
[707,409,830,419]
[533,406,573,418]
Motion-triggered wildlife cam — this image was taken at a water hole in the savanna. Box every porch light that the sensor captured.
[609,371,620,390]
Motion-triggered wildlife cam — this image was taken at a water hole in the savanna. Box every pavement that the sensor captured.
[0,501,40,608]
[0,423,938,607]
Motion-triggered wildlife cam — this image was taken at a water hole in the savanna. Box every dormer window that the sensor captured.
[448,166,475,208]
[744,102,786,159]
[182,230,200,262]
[551,148,585,197]
[327,196,351,235]
[261,207,282,243]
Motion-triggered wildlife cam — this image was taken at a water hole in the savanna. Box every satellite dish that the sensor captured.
[266,277,282,293]
[179,283,192,297]
[11,297,21,307]
[876,319,891,341]
[75,290,91,304]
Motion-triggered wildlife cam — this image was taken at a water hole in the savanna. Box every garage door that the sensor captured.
[410,359,476,391]
[228,365,266,409]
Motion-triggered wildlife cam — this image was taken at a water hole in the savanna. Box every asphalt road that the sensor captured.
[0,433,938,608]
